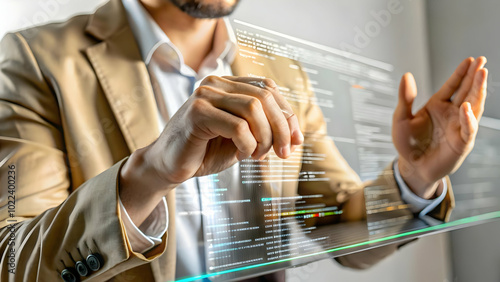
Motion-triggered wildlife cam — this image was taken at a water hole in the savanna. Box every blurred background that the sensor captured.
[1,0,499,281]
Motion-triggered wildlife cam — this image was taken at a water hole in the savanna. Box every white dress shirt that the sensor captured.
[119,0,446,279]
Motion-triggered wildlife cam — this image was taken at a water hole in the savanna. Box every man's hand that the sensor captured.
[149,76,303,183]
[119,76,303,225]
[393,57,488,199]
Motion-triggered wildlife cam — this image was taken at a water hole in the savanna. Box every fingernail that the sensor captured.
[296,129,304,143]
[280,145,290,158]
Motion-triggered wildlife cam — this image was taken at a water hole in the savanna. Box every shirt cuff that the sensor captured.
[393,159,447,217]
[119,197,169,253]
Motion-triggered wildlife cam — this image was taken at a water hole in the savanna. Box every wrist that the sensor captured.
[397,158,441,199]
[119,147,176,226]
[121,146,177,193]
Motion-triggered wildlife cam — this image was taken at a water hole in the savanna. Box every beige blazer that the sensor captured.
[0,0,454,281]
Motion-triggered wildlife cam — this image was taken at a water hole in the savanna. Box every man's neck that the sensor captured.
[140,0,218,72]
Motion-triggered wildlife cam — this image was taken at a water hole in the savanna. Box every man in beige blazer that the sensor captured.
[0,0,488,281]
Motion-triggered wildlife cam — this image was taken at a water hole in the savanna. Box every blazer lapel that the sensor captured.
[84,0,160,152]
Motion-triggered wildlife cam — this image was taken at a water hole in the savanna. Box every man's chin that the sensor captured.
[169,0,240,19]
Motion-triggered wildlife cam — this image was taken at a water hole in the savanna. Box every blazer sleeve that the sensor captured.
[0,32,166,281]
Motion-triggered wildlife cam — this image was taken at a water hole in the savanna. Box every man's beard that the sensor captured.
[169,0,240,18]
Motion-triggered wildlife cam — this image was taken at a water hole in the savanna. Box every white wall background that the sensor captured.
[0,0,107,36]
[427,1,500,282]
[4,0,498,281]
[427,0,500,120]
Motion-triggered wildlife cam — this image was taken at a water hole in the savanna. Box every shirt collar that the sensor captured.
[121,0,237,68]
